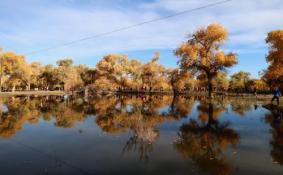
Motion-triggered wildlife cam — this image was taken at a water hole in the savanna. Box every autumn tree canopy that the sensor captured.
[0,51,32,91]
[1,25,282,95]
[175,23,237,97]
[262,30,283,88]
[229,71,251,92]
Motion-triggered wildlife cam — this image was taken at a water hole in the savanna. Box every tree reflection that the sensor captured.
[93,95,195,161]
[167,96,195,119]
[264,104,283,165]
[174,99,239,175]
[0,97,40,138]
[87,95,198,161]
[0,96,88,137]
[230,98,254,116]
[0,95,196,162]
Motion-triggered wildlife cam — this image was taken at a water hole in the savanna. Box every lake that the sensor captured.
[0,95,282,175]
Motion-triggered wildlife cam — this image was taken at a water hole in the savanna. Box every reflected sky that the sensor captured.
[0,95,282,175]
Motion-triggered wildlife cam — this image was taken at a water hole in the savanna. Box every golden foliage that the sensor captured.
[175,23,237,96]
[263,30,283,88]
[229,71,250,91]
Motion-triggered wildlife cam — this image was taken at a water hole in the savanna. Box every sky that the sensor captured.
[0,0,283,78]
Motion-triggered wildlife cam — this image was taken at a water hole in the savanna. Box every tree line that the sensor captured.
[0,23,282,96]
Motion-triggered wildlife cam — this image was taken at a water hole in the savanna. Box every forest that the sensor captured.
[0,23,282,96]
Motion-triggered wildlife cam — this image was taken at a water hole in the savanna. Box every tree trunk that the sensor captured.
[207,102,214,128]
[26,83,30,91]
[84,86,89,102]
[173,88,178,95]
[207,74,213,98]
[171,81,176,95]
[12,85,15,92]
[84,86,89,97]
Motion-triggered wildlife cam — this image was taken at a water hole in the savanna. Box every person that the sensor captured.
[271,87,281,105]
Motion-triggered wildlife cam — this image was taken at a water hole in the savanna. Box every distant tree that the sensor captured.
[229,71,251,92]
[39,64,60,90]
[141,52,168,90]
[175,23,237,97]
[56,58,83,91]
[0,51,30,91]
[168,68,192,94]
[246,79,269,93]
[197,72,229,92]
[126,59,143,88]
[80,67,98,85]
[18,61,44,91]
[56,59,73,67]
[28,62,43,89]
[95,54,130,91]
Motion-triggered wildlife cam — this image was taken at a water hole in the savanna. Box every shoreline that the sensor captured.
[0,91,281,107]
[0,90,276,98]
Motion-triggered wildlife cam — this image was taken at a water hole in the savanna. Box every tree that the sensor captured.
[266,30,283,64]
[213,72,229,91]
[0,51,29,91]
[246,79,269,93]
[17,61,43,91]
[175,23,237,97]
[229,71,251,92]
[262,30,283,88]
[168,68,192,94]
[56,58,83,91]
[95,54,130,91]
[80,67,98,85]
[39,64,60,90]
[28,62,43,90]
[125,59,143,88]
[56,59,73,67]
[141,52,168,91]
[197,72,229,92]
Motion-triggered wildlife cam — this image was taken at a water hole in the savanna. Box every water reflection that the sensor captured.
[174,99,239,175]
[104,96,196,161]
[264,104,283,165]
[0,96,194,137]
[230,98,254,116]
[0,95,195,162]
[0,95,283,174]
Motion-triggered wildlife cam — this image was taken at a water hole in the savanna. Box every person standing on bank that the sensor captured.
[271,87,281,105]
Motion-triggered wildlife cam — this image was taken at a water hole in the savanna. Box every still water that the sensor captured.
[0,95,282,175]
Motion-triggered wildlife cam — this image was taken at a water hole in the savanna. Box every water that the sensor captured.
[0,95,282,175]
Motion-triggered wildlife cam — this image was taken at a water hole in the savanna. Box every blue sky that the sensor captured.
[0,0,283,78]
